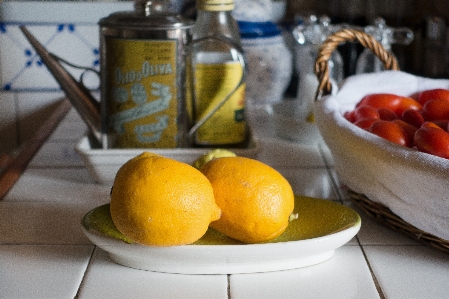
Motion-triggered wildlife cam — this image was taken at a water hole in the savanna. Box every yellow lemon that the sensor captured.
[200,156,294,243]
[110,152,221,246]
[192,149,237,169]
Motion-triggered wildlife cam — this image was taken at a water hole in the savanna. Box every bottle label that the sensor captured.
[105,38,178,148]
[193,61,246,145]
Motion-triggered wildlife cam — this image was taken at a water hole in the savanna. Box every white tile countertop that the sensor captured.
[1,105,449,299]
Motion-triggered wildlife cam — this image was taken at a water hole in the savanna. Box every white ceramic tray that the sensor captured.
[76,135,260,185]
[82,196,361,274]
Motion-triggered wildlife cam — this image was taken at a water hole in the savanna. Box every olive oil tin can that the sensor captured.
[99,1,194,148]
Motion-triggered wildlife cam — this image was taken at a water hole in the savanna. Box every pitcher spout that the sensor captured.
[20,25,103,147]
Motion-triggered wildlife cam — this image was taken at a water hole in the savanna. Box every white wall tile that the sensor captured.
[30,140,85,167]
[16,92,65,143]
[49,112,88,141]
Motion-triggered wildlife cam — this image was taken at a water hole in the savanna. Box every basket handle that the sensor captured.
[314,28,400,100]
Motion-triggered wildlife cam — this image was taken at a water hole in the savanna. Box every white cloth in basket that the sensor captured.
[314,70,449,241]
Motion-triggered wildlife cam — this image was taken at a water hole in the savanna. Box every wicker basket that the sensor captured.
[314,28,449,253]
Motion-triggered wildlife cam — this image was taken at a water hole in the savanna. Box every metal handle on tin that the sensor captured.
[48,53,101,90]
[187,36,246,137]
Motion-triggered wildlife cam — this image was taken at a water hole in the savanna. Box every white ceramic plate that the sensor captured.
[82,196,361,274]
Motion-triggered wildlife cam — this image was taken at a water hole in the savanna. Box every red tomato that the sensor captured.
[416,88,449,106]
[354,118,378,130]
[401,108,424,127]
[421,121,443,129]
[421,98,449,121]
[378,108,398,121]
[414,127,449,159]
[431,120,449,130]
[395,97,422,117]
[357,93,421,117]
[344,110,356,123]
[369,120,410,147]
[353,106,379,121]
[393,120,418,147]
[357,93,403,111]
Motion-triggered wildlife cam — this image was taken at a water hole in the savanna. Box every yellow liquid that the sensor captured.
[192,60,246,145]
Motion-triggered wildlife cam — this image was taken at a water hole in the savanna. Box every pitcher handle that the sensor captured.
[48,53,101,90]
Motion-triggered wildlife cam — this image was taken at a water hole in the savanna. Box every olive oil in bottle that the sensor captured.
[188,0,247,146]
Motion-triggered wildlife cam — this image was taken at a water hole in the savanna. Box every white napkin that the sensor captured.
[314,70,449,241]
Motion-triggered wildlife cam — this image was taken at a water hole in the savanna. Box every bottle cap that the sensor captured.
[197,0,234,11]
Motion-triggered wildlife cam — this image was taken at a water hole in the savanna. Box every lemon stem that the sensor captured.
[289,213,299,222]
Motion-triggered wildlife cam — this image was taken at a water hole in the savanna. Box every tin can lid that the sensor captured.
[99,8,194,30]
[197,0,234,11]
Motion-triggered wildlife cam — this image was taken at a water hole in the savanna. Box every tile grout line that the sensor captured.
[318,146,344,204]
[14,93,21,147]
[74,245,97,299]
[359,244,386,299]
[319,144,386,298]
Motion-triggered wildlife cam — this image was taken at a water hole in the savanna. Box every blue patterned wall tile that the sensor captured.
[0,23,100,91]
